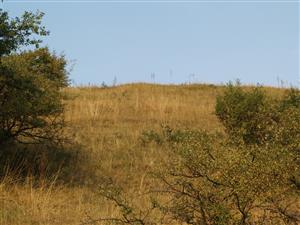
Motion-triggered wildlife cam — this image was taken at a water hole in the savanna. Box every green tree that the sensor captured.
[0,9,48,56]
[0,9,68,145]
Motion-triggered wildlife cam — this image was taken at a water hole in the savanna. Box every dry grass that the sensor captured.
[0,83,286,225]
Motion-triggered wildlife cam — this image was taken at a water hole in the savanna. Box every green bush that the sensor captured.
[279,88,300,110]
[215,82,275,145]
[216,82,300,150]
[158,128,299,225]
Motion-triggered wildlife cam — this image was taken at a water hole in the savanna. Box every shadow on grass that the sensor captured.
[0,141,93,186]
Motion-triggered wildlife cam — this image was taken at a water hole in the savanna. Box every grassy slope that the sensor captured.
[0,83,284,225]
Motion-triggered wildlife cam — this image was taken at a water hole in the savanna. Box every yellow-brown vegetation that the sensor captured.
[0,83,292,225]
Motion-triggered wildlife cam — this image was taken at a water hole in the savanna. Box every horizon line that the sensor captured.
[3,0,300,3]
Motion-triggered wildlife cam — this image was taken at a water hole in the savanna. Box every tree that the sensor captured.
[0,9,48,56]
[0,9,68,145]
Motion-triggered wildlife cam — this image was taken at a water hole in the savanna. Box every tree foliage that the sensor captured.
[0,9,68,145]
[0,9,48,56]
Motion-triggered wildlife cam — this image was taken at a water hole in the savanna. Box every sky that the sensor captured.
[1,0,299,87]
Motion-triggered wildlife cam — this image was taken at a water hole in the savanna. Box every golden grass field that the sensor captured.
[0,83,287,225]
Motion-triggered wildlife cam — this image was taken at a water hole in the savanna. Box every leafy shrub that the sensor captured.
[279,88,300,110]
[216,82,300,149]
[215,82,276,145]
[157,128,299,225]
[276,89,300,152]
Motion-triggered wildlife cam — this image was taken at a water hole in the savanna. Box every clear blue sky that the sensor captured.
[1,1,299,86]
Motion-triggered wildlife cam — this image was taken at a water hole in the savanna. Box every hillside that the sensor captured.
[0,83,293,225]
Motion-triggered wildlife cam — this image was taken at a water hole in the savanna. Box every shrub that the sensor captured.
[157,128,299,225]
[215,82,276,145]
[99,127,299,225]
[216,82,300,149]
[279,88,300,110]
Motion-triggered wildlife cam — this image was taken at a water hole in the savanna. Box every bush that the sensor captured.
[215,82,275,145]
[162,128,299,224]
[216,82,300,149]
